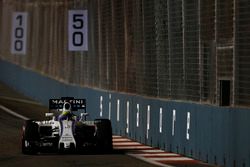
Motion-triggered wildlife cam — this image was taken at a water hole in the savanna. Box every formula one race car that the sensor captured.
[21,97,113,154]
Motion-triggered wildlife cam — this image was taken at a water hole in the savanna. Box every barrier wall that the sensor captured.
[0,59,249,167]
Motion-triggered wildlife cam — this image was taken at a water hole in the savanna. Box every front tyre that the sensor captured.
[21,120,39,154]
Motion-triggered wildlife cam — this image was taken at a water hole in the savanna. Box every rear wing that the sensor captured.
[49,97,86,111]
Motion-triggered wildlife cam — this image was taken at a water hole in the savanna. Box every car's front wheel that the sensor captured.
[21,120,39,154]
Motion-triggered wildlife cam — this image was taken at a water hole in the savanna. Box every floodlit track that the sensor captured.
[0,82,215,167]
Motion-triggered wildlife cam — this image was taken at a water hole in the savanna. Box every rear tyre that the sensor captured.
[58,143,64,154]
[94,119,113,153]
[22,120,39,154]
[69,143,76,152]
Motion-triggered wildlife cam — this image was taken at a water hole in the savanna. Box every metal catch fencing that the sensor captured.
[0,0,250,107]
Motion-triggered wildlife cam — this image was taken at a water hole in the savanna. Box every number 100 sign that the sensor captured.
[68,10,88,51]
[11,12,28,55]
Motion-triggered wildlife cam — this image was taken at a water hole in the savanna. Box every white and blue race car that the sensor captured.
[21,97,113,154]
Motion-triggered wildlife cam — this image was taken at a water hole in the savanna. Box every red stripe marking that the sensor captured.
[113,144,143,147]
[114,147,153,150]
[112,136,209,166]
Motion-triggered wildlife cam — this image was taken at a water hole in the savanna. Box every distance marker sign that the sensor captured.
[68,10,88,51]
[11,12,28,55]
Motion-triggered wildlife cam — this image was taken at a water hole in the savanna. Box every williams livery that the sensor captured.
[21,97,113,154]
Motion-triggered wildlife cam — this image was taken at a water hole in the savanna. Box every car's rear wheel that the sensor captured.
[22,120,39,154]
[94,119,113,153]
[58,143,64,154]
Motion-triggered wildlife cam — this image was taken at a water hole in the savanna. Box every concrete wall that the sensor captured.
[0,59,249,167]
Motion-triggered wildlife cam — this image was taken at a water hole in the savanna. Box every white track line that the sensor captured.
[112,136,122,138]
[0,104,29,120]
[0,96,41,105]
[140,149,165,153]
[112,138,131,142]
[150,157,194,161]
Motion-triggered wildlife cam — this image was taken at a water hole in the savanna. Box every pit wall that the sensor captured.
[0,59,249,167]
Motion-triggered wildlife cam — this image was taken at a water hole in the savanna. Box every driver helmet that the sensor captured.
[62,102,71,115]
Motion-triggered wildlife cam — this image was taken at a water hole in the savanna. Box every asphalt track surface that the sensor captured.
[0,82,216,167]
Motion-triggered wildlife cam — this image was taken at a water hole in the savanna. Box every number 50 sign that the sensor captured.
[68,10,88,51]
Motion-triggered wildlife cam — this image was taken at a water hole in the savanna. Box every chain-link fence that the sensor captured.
[0,0,250,107]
